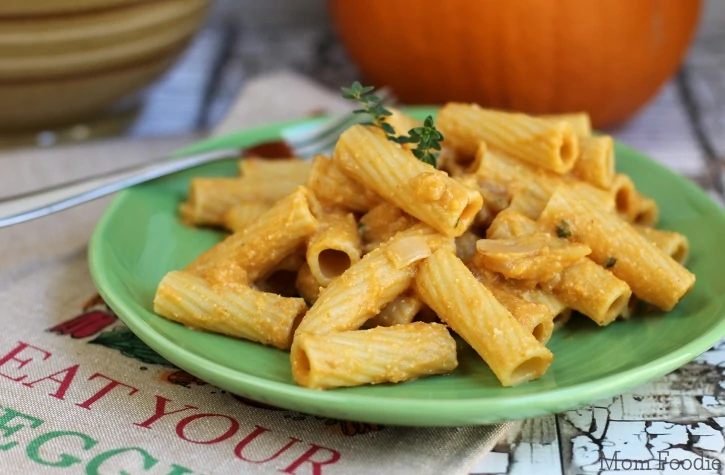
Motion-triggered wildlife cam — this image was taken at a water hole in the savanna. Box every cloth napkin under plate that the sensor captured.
[0,70,515,475]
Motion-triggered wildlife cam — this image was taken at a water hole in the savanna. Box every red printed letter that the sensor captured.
[234,425,301,463]
[0,342,51,382]
[281,444,341,475]
[76,373,138,410]
[133,396,197,429]
[22,364,79,400]
[176,414,239,444]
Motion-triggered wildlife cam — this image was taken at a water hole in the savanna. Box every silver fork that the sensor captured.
[0,93,392,229]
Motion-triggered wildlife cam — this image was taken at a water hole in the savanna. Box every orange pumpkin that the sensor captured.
[329,0,702,128]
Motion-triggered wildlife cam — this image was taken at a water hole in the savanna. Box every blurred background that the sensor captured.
[1,0,723,193]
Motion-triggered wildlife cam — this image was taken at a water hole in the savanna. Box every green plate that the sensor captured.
[89,108,725,426]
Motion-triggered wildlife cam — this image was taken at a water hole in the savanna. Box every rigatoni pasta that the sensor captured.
[438,103,579,174]
[538,187,695,310]
[334,125,483,237]
[155,270,306,350]
[154,95,696,391]
[291,323,457,389]
[414,249,553,386]
[306,210,362,285]
[187,186,319,282]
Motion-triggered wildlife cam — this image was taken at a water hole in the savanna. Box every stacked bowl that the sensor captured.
[0,0,211,132]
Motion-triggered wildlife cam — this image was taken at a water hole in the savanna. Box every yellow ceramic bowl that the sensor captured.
[0,0,210,131]
[0,0,146,17]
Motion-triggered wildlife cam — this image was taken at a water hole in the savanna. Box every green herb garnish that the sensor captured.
[341,81,395,136]
[341,81,444,167]
[555,219,572,238]
[604,257,617,268]
[397,116,444,167]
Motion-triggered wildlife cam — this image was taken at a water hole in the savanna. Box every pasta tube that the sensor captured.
[634,196,659,227]
[467,265,554,343]
[239,157,312,182]
[255,251,306,297]
[334,125,483,237]
[291,323,457,389]
[154,270,307,350]
[485,210,631,326]
[187,186,319,282]
[538,187,695,310]
[571,135,615,189]
[359,202,417,252]
[539,113,592,136]
[295,230,439,336]
[182,171,308,226]
[415,249,553,386]
[552,259,632,326]
[438,103,579,174]
[306,211,362,285]
[636,226,689,264]
[223,201,272,232]
[475,233,591,283]
[610,174,639,222]
[296,263,323,305]
[307,155,380,212]
[477,149,614,218]
[364,294,423,328]
[486,208,540,239]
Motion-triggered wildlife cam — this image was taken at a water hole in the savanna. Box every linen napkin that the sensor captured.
[0,70,515,475]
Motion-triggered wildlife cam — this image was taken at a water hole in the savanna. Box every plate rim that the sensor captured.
[89,110,725,426]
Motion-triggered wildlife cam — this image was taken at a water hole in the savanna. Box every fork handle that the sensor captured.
[0,147,243,228]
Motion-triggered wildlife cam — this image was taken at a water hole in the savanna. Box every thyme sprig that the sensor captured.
[341,81,444,167]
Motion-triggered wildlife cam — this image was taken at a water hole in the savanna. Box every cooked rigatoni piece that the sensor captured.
[295,231,438,336]
[484,210,631,326]
[634,196,659,227]
[506,190,550,220]
[187,186,319,282]
[223,201,272,232]
[254,250,306,297]
[296,263,323,305]
[307,155,380,212]
[610,174,639,222]
[468,257,570,328]
[364,294,423,328]
[552,259,632,326]
[486,208,540,239]
[636,226,689,264]
[475,233,591,283]
[154,270,307,350]
[179,178,257,226]
[239,157,312,182]
[454,174,509,230]
[359,202,418,252]
[538,187,695,310]
[539,112,592,137]
[467,266,554,343]
[334,125,483,237]
[571,136,615,189]
[438,103,579,174]
[307,211,362,285]
[415,249,553,386]
[478,149,614,218]
[182,169,309,226]
[291,323,457,389]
